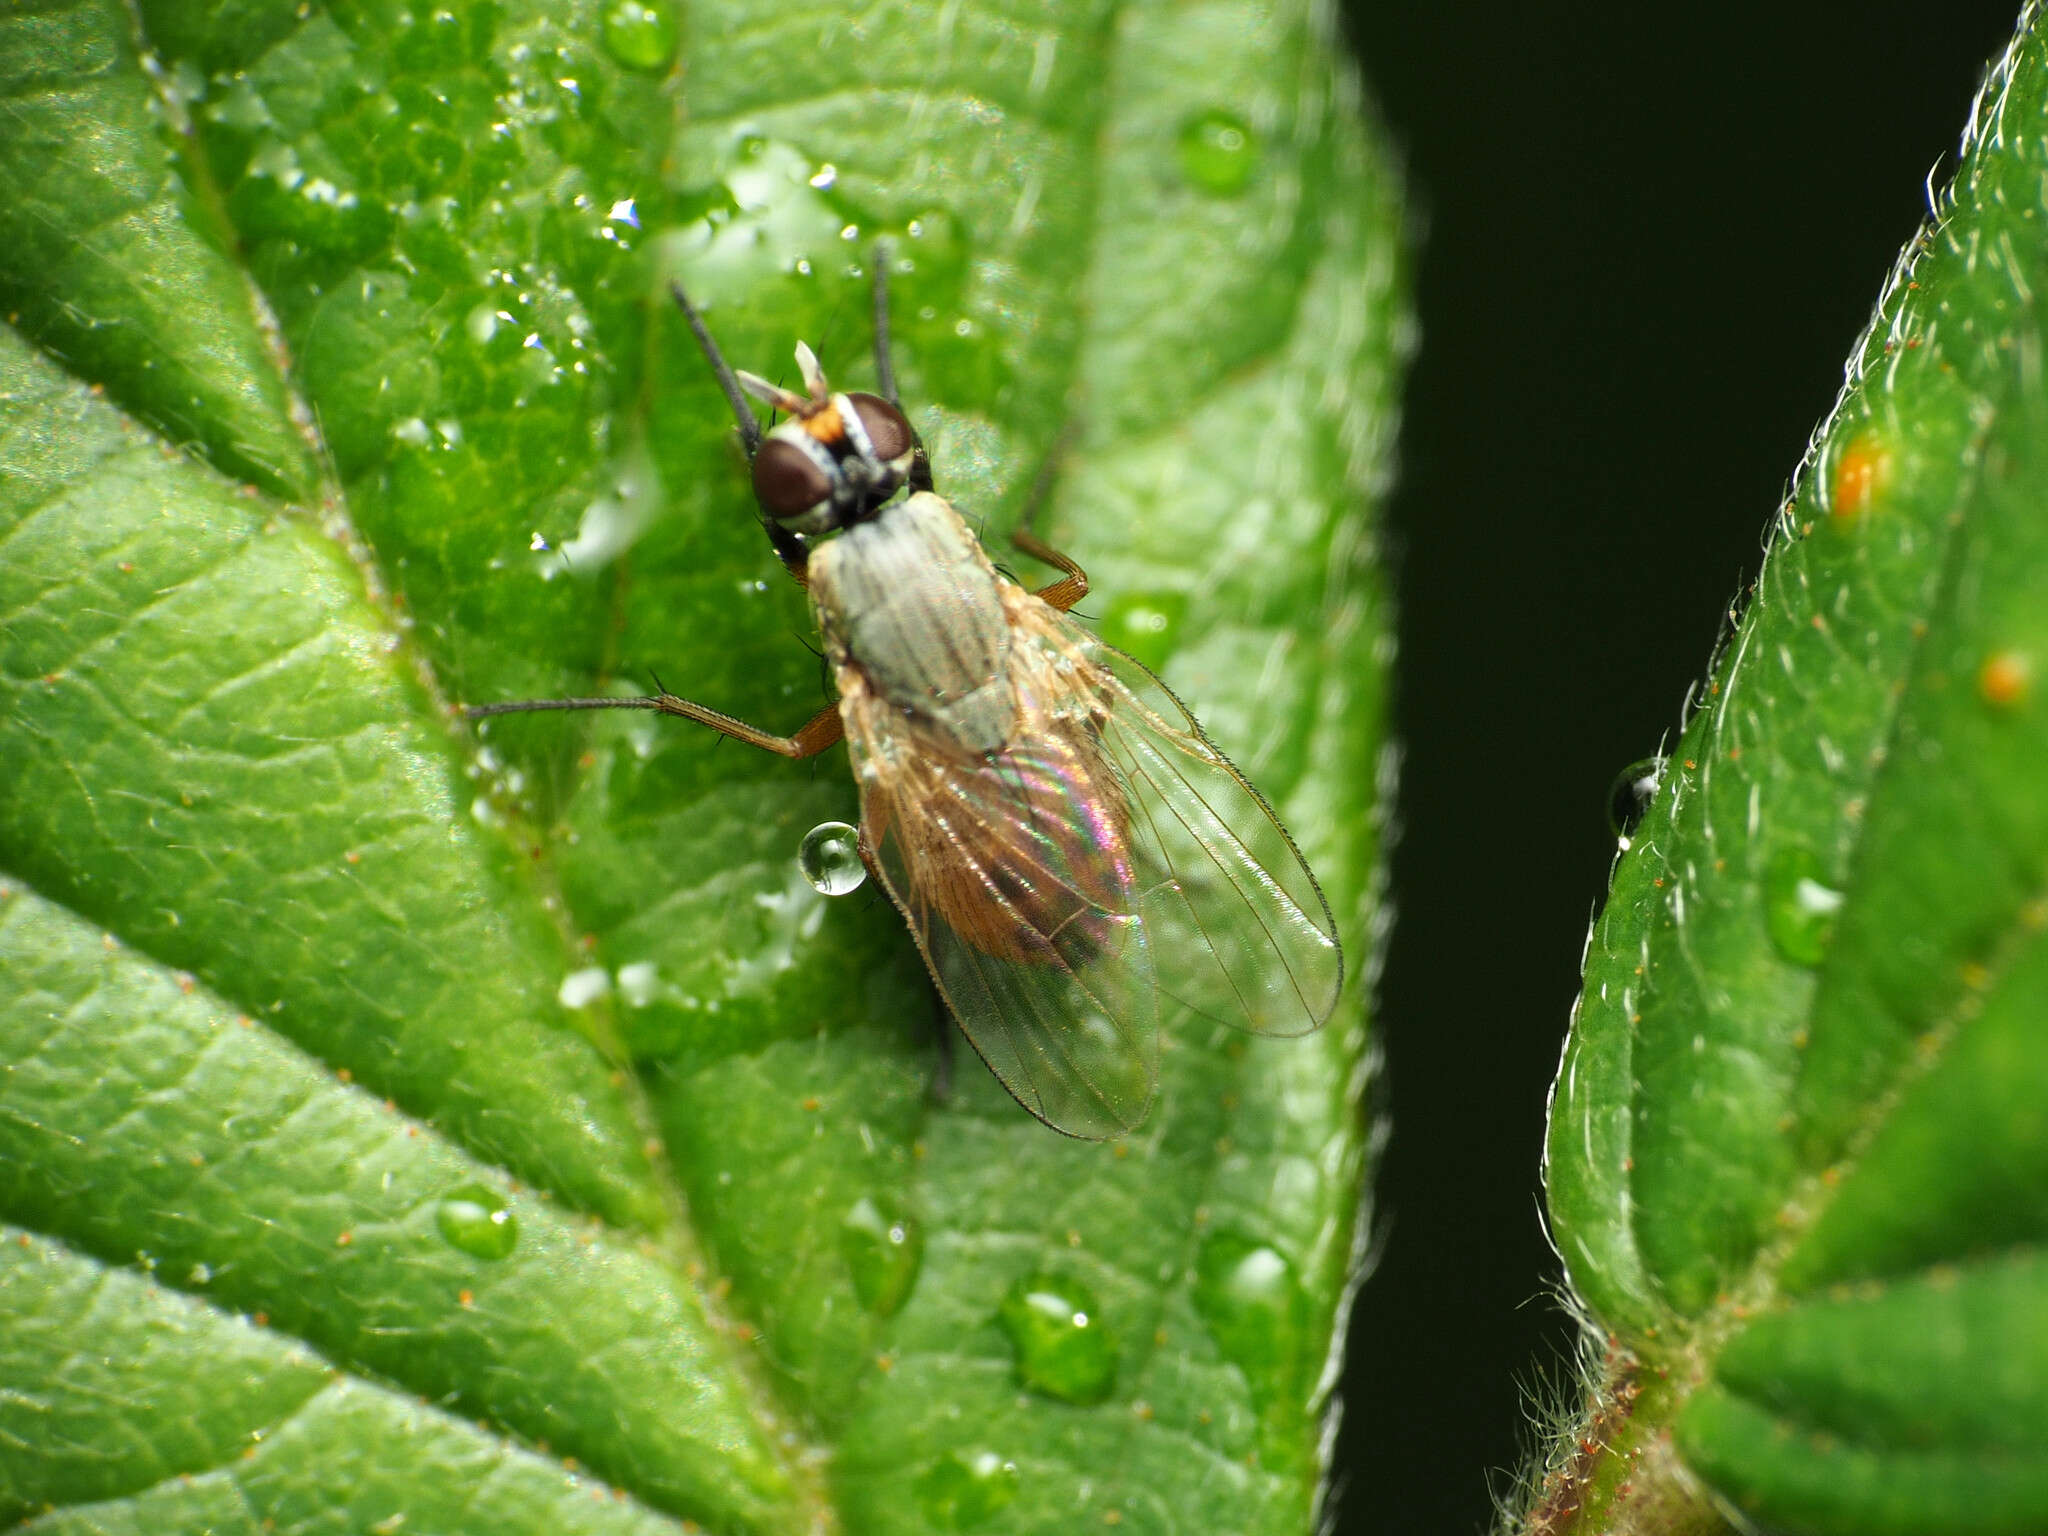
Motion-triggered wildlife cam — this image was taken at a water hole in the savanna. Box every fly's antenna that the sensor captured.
[871,238,900,407]
[870,239,935,494]
[670,280,763,457]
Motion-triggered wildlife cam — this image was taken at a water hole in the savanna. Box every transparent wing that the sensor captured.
[858,720,1159,1140]
[1074,620,1345,1039]
[846,595,1340,1136]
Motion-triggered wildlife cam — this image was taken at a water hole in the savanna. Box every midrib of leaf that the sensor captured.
[111,0,843,1516]
[0,9,826,1526]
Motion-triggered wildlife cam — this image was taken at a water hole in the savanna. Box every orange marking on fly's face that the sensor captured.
[802,400,846,446]
[1978,648,2031,708]
[1830,434,1891,523]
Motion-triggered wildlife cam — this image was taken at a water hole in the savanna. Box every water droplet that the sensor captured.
[1178,108,1260,195]
[435,1184,518,1260]
[841,1194,923,1315]
[599,0,677,72]
[800,821,866,896]
[1763,846,1843,967]
[617,960,660,1007]
[998,1272,1118,1404]
[1607,756,1665,851]
[1098,590,1189,673]
[915,1450,1020,1530]
[557,966,611,1009]
[673,133,844,306]
[1193,1233,1308,1407]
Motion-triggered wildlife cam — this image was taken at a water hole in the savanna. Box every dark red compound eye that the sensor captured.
[847,393,913,464]
[752,438,832,521]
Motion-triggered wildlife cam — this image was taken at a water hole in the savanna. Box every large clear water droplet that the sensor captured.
[997,1272,1118,1404]
[1178,108,1260,195]
[435,1184,518,1260]
[841,1194,922,1315]
[599,0,677,71]
[1763,845,1843,967]
[1193,1233,1307,1407]
[915,1450,1020,1530]
[1607,756,1666,851]
[800,821,866,896]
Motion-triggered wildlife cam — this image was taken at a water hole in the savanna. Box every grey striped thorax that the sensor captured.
[808,490,1017,756]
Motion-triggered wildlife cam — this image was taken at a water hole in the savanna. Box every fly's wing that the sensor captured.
[858,721,1160,1140]
[1067,619,1345,1039]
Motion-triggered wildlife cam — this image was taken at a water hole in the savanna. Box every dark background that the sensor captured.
[1328,4,2021,1532]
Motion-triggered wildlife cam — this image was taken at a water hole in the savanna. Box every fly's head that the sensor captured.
[736,343,916,537]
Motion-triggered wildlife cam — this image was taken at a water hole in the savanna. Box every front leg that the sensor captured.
[1010,528,1090,614]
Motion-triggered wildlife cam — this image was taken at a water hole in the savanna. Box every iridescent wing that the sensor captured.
[849,592,1342,1138]
[857,712,1160,1139]
[1073,617,1344,1040]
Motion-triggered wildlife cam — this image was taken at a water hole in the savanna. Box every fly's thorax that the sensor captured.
[809,491,1016,755]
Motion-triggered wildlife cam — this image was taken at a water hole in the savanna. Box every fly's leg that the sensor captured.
[467,694,844,759]
[1004,413,1088,610]
[1010,528,1090,614]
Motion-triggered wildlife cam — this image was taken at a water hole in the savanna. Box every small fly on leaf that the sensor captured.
[469,259,1343,1137]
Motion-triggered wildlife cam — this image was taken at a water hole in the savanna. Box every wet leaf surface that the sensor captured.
[0,0,1401,1530]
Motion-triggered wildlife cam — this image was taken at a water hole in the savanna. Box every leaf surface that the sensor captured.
[1541,9,2048,1532]
[0,0,1402,1531]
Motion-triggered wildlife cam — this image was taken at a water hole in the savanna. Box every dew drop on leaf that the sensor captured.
[840,1194,922,1315]
[1098,589,1188,673]
[997,1272,1118,1404]
[599,0,678,72]
[799,821,866,896]
[1762,845,1844,968]
[914,1450,1020,1530]
[1606,756,1665,851]
[1193,1233,1308,1406]
[1177,108,1260,196]
[435,1184,519,1260]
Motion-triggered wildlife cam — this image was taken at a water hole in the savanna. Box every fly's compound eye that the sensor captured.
[847,392,914,465]
[752,437,832,521]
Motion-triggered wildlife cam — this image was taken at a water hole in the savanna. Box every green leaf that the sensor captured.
[1540,10,2048,1533]
[0,0,1402,1530]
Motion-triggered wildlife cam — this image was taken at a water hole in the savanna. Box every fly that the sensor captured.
[468,259,1343,1137]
